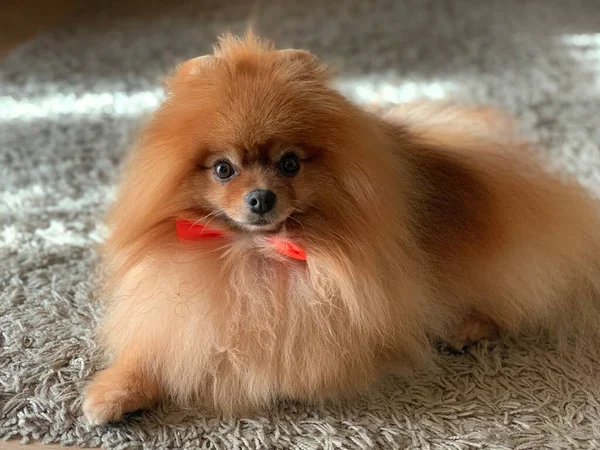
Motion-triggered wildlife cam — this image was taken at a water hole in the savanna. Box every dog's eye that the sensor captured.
[278,152,300,176]
[213,160,235,180]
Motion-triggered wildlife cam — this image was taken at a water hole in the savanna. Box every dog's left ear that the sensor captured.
[276,49,318,64]
[275,49,330,80]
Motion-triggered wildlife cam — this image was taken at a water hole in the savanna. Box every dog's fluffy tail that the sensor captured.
[386,101,600,349]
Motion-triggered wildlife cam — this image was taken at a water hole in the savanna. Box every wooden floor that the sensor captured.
[2,441,75,450]
[2,2,82,447]
[0,0,78,58]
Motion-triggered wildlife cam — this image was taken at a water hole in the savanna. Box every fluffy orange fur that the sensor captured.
[83,34,600,425]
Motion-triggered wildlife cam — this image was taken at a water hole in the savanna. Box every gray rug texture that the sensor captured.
[1,0,600,448]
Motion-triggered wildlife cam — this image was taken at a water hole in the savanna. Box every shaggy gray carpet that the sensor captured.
[1,0,600,448]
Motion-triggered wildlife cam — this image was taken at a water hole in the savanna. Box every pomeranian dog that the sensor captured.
[83,33,600,424]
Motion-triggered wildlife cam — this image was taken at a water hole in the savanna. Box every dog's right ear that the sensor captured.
[166,55,220,93]
[176,55,218,77]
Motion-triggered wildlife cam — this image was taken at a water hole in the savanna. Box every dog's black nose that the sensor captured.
[245,189,276,215]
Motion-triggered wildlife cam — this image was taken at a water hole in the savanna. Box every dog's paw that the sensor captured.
[446,314,499,351]
[83,367,158,425]
[83,373,130,425]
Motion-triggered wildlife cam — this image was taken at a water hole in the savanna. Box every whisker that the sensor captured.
[188,210,224,233]
[287,214,306,235]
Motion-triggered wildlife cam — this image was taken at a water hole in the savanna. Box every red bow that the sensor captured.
[175,218,307,261]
